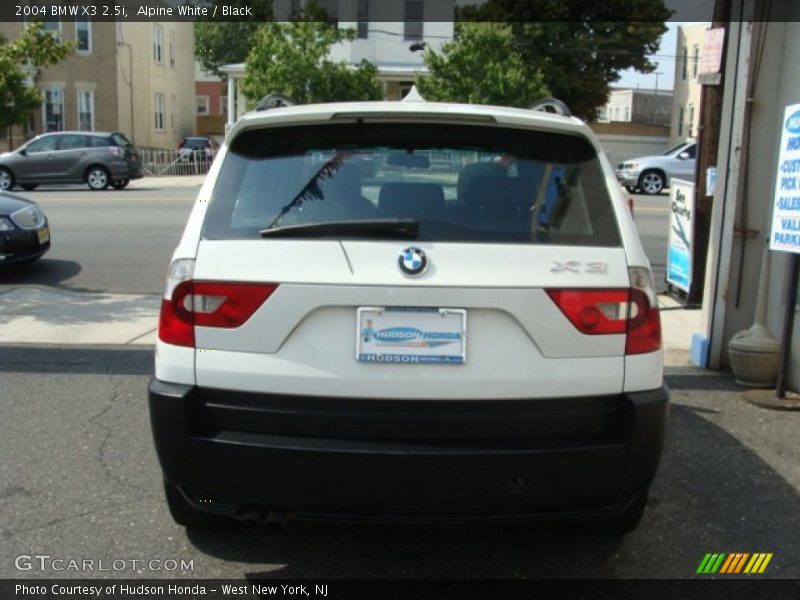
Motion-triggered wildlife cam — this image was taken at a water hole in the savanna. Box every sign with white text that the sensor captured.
[700,28,725,75]
[667,179,695,292]
[770,103,800,253]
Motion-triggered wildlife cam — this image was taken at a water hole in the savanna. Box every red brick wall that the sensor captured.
[195,81,225,116]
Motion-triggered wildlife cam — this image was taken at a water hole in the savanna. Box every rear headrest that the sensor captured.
[457,162,507,201]
[379,182,445,217]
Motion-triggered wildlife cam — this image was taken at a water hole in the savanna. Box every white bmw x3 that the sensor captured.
[149,96,669,532]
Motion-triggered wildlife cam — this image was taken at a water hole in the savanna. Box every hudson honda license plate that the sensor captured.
[37,227,50,245]
[356,307,466,364]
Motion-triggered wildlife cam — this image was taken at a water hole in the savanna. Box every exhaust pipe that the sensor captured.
[265,510,289,533]
[234,507,290,531]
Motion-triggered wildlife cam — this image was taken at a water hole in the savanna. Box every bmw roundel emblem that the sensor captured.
[398,247,427,276]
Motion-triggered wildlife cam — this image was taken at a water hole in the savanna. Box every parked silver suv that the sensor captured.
[0,131,143,191]
[615,142,696,195]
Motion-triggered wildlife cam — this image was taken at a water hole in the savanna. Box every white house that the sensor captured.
[220,0,455,126]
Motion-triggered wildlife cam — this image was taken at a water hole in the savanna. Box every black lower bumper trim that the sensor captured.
[149,380,669,521]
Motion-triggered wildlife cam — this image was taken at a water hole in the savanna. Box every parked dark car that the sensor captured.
[177,137,217,162]
[0,131,143,191]
[0,191,50,265]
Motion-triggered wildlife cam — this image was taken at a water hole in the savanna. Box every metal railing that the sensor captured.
[137,147,213,176]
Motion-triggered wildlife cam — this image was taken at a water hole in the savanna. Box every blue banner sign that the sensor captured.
[667,179,695,293]
[770,103,800,253]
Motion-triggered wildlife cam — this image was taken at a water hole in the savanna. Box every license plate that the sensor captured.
[356,307,466,365]
[37,227,50,244]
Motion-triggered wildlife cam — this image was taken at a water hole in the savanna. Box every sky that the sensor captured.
[616,22,680,91]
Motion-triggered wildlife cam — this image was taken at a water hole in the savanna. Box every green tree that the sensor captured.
[194,0,273,78]
[457,0,672,119]
[0,22,74,137]
[241,21,383,105]
[416,23,549,107]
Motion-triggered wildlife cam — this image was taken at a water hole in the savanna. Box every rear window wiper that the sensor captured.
[259,218,419,239]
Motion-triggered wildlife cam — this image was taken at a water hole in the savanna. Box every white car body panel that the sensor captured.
[624,351,665,392]
[154,341,195,384]
[156,100,662,397]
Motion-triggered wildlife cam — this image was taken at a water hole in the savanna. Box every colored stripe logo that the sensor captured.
[697,553,773,574]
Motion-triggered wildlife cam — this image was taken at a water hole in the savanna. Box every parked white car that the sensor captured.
[149,97,669,533]
[615,142,697,195]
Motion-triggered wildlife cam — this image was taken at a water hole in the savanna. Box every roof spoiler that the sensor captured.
[255,93,296,111]
[529,97,571,117]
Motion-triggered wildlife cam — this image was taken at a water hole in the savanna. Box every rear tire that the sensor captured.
[0,167,14,191]
[85,166,110,191]
[163,482,237,530]
[111,179,129,190]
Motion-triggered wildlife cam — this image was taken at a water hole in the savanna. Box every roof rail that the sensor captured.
[529,97,572,117]
[255,93,296,111]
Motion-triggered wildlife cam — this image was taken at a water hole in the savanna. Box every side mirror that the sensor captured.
[18,148,27,156]
[678,151,690,160]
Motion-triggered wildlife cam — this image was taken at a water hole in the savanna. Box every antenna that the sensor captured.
[255,93,296,111]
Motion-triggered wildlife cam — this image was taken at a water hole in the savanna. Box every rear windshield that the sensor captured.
[203,123,621,246]
[111,133,132,147]
[183,138,209,149]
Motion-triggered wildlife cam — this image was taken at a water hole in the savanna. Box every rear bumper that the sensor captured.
[108,159,143,181]
[149,379,669,522]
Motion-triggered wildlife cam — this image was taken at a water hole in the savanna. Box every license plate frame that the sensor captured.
[356,306,467,365]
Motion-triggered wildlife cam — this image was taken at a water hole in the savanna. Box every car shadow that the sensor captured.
[184,375,800,578]
[0,258,82,287]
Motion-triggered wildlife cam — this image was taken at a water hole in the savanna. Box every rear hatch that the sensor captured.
[167,121,655,400]
[111,132,140,169]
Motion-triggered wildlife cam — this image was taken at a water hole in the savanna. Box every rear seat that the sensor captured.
[463,176,535,220]
[378,182,446,218]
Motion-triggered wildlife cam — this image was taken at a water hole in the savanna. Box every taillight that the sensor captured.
[625,267,662,355]
[157,258,277,347]
[109,146,124,157]
[545,289,629,334]
[185,282,277,328]
[546,267,661,355]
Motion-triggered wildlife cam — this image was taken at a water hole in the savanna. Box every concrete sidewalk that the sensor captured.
[0,286,159,346]
[128,174,207,189]
[0,285,703,364]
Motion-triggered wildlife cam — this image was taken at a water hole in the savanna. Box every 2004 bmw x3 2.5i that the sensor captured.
[149,96,669,533]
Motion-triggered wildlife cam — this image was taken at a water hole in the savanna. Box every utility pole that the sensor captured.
[652,71,662,125]
[688,0,732,305]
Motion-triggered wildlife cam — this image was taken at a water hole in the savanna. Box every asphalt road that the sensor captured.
[1,346,799,579]
[0,184,198,295]
[1,187,798,581]
[0,184,670,296]
[629,192,671,294]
